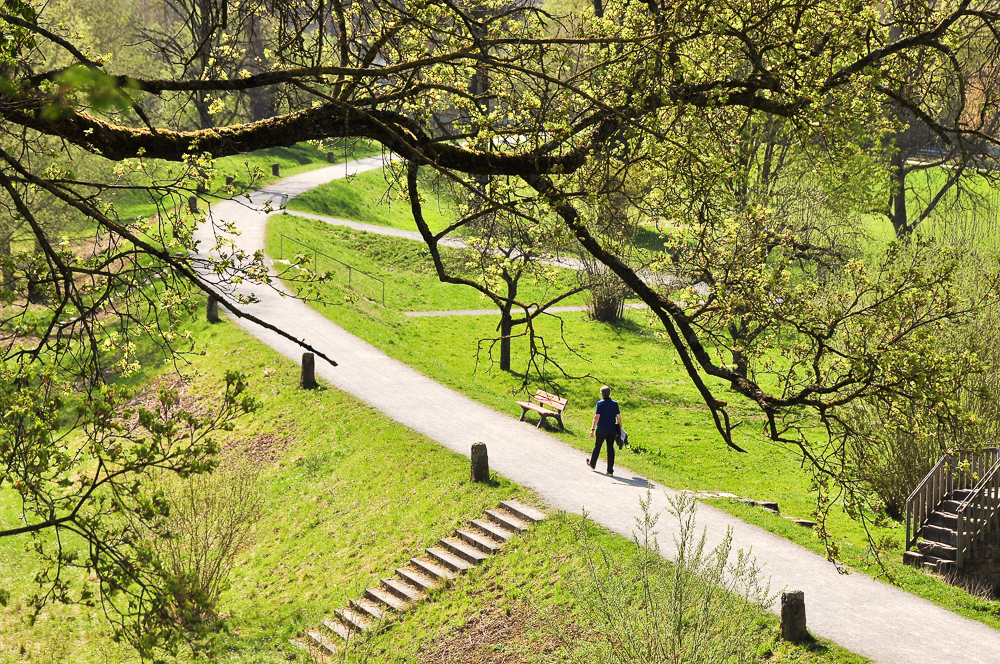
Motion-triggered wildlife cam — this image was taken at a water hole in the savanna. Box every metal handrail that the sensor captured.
[278,234,385,306]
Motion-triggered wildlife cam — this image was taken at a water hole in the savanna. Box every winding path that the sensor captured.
[197,157,1000,664]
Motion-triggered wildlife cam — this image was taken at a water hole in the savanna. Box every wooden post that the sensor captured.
[196,183,207,194]
[271,163,280,177]
[780,591,809,642]
[225,175,235,186]
[206,296,219,323]
[471,442,489,482]
[327,152,336,163]
[188,196,198,213]
[301,352,317,389]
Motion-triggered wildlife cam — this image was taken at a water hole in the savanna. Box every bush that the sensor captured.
[153,455,265,626]
[567,491,774,664]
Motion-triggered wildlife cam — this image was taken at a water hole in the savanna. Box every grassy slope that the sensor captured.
[0,315,864,664]
[287,168,456,233]
[264,211,1000,632]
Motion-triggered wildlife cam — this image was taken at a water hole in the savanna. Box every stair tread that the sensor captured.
[427,546,472,573]
[457,527,503,553]
[442,537,489,563]
[410,557,456,580]
[306,629,339,654]
[383,577,422,601]
[335,607,371,631]
[500,499,547,523]
[471,518,515,542]
[485,509,528,532]
[397,566,441,588]
[322,618,353,641]
[350,596,386,620]
[367,586,408,611]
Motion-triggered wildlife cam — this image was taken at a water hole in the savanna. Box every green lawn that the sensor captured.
[0,314,867,664]
[264,212,1000,632]
[287,167,456,233]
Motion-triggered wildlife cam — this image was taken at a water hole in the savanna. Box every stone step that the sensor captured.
[902,550,924,567]
[919,523,957,547]
[917,539,957,561]
[366,586,408,612]
[471,518,516,543]
[410,557,457,581]
[350,596,387,621]
[322,617,353,641]
[457,527,503,554]
[485,509,528,533]
[426,546,473,573]
[335,607,371,633]
[441,536,489,564]
[500,499,547,524]
[397,566,440,590]
[382,577,422,602]
[306,629,339,654]
[928,511,958,529]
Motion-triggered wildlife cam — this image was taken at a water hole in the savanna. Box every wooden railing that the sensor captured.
[956,459,1000,568]
[905,455,953,551]
[905,448,1000,567]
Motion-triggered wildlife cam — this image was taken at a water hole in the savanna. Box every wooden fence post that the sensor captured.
[301,352,317,389]
[206,296,219,323]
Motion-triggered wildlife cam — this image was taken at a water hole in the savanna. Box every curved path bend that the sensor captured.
[197,157,1000,664]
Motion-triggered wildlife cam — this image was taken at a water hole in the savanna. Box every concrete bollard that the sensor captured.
[206,296,220,323]
[301,352,317,389]
[471,442,489,482]
[780,591,809,642]
[188,196,198,213]
[327,152,336,163]
[280,194,288,209]
[272,163,280,177]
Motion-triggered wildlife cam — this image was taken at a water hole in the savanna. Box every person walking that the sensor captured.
[588,385,622,476]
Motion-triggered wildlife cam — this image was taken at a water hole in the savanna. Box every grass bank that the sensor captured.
[0,312,866,664]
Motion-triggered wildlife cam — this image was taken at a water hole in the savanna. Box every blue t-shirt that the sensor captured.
[594,398,620,433]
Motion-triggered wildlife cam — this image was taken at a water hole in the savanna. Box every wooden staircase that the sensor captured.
[904,449,1000,574]
[299,499,547,656]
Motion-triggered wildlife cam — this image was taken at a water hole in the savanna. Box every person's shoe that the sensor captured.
[585,458,595,469]
[607,470,614,476]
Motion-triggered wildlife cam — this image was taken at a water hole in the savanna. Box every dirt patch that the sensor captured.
[123,373,205,418]
[229,432,295,464]
[417,598,575,664]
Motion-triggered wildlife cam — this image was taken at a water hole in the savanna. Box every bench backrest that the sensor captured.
[535,390,567,411]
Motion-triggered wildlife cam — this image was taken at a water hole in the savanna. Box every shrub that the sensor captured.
[567,491,774,664]
[153,454,265,626]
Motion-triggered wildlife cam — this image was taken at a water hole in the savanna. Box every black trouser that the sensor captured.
[590,431,616,473]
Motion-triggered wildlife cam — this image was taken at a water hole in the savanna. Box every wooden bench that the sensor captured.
[516,390,568,430]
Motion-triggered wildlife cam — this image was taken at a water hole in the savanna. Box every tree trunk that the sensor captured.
[889,151,910,238]
[499,270,517,372]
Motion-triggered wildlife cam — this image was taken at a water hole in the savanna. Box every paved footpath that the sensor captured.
[198,157,1000,664]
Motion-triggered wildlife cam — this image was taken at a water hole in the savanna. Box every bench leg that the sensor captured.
[519,407,528,422]
[556,414,564,431]
[536,416,543,428]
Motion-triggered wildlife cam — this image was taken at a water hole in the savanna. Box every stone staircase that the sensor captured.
[299,499,547,656]
[903,489,976,574]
